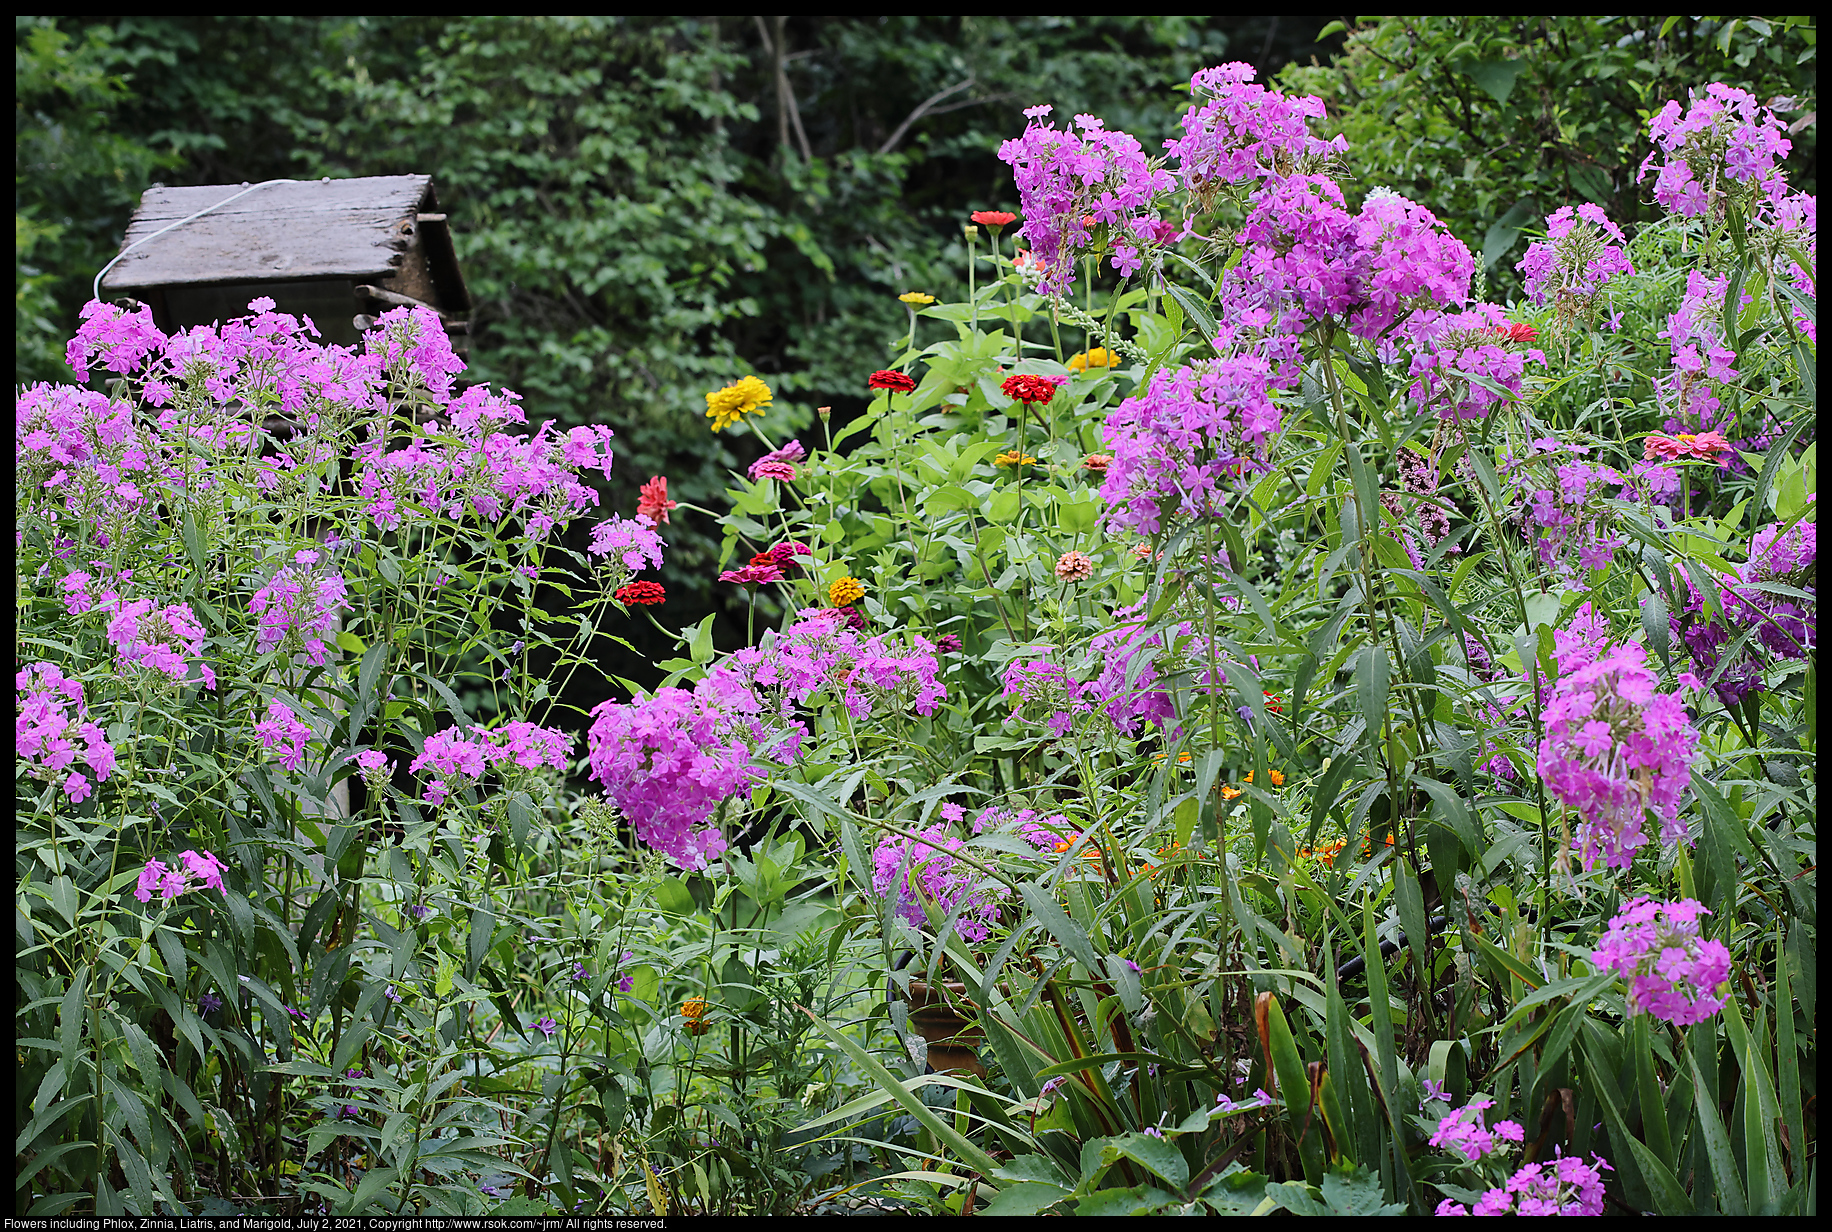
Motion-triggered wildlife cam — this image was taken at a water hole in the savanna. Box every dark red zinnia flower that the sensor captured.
[936,633,963,653]
[1001,373,1060,405]
[614,581,666,606]
[971,210,1017,228]
[868,369,917,393]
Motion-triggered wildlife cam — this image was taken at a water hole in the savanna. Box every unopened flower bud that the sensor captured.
[816,405,832,419]
[964,224,979,239]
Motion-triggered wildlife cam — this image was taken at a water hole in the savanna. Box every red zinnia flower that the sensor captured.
[970,210,1017,228]
[1492,322,1539,344]
[614,581,666,606]
[1263,691,1284,714]
[1001,373,1061,406]
[868,369,917,393]
[636,476,677,525]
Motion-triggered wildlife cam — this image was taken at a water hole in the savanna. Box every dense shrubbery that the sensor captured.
[15,41,1818,1219]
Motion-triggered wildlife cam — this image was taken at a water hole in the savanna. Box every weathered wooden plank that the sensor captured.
[126,175,430,222]
[103,209,412,290]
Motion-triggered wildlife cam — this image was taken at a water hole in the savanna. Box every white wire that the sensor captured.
[92,178,314,304]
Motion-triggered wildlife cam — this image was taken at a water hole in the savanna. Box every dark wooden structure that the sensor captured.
[99,174,471,353]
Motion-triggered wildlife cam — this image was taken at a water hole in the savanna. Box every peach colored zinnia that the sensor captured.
[1054,551,1094,582]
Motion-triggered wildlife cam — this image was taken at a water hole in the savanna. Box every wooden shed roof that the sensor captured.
[100,174,446,293]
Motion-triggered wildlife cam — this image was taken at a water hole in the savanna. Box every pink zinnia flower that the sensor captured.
[1644,431,1731,462]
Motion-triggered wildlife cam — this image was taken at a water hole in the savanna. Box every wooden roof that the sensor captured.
[100,175,441,293]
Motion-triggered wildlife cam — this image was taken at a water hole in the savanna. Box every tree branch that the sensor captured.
[755,15,813,164]
[877,77,975,156]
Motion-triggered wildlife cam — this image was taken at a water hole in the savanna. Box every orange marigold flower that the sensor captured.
[1220,784,1242,801]
[1243,768,1286,787]
[682,996,711,1036]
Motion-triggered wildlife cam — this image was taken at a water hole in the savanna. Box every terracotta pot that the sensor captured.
[905,979,985,1077]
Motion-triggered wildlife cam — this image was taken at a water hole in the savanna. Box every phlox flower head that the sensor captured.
[1517,204,1634,319]
[1098,356,1280,535]
[248,563,349,667]
[1166,62,1346,201]
[1591,897,1731,1026]
[871,826,1005,943]
[588,514,666,579]
[997,107,1174,292]
[254,701,313,774]
[366,306,466,399]
[1639,82,1792,220]
[1403,302,1545,422]
[1477,1150,1612,1216]
[65,299,168,384]
[586,680,767,870]
[133,849,229,904]
[1427,1097,1523,1162]
[1535,643,1698,870]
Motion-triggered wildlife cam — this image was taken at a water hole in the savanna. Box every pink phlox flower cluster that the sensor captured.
[16,383,153,527]
[1500,436,1627,577]
[1759,190,1816,343]
[1518,204,1635,315]
[353,748,392,790]
[1086,605,1186,736]
[997,106,1175,291]
[1536,642,1699,870]
[716,613,946,721]
[586,679,770,870]
[1166,62,1345,198]
[408,721,573,804]
[1438,1149,1614,1216]
[1656,270,1742,440]
[365,306,467,399]
[255,701,313,774]
[66,299,168,384]
[1428,1097,1525,1162]
[248,563,349,666]
[1098,356,1280,535]
[17,661,117,801]
[133,849,229,904]
[871,826,1005,943]
[1591,897,1731,1026]
[1666,519,1814,705]
[103,595,209,682]
[1640,82,1792,219]
[971,804,1075,853]
[748,439,807,482]
[1350,190,1477,340]
[589,514,667,573]
[1404,303,1546,421]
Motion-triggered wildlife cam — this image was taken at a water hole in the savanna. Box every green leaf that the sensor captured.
[1019,884,1099,973]
[986,488,1021,524]
[1058,498,1100,535]
[799,1006,1001,1176]
[979,1181,1069,1216]
[1464,58,1524,105]
[1482,200,1537,268]
[466,908,494,980]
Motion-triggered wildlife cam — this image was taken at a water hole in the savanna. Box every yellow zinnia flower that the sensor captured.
[1068,347,1121,371]
[994,450,1037,468]
[704,375,773,433]
[829,576,866,606]
[899,291,936,304]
